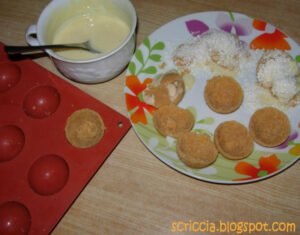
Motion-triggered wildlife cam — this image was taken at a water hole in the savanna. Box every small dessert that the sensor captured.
[153,104,194,138]
[249,107,290,147]
[160,73,185,104]
[214,121,253,160]
[256,50,300,105]
[65,109,105,148]
[204,76,244,114]
[173,29,249,73]
[176,132,218,168]
[143,72,185,107]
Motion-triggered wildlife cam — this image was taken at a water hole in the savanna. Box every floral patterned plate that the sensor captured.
[124,11,300,184]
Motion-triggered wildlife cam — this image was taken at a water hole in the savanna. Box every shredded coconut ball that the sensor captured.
[257,50,300,102]
[173,29,249,72]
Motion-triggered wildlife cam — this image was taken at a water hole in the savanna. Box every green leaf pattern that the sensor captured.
[129,38,165,76]
[135,49,144,65]
[128,61,136,75]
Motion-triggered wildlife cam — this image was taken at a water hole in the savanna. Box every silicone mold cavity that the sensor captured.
[0,201,31,235]
[0,125,25,162]
[0,62,21,92]
[28,154,69,196]
[23,85,60,119]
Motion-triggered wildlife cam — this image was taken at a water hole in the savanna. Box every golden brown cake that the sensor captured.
[153,104,194,138]
[143,72,185,108]
[160,73,185,104]
[249,107,291,147]
[204,76,243,114]
[65,109,105,148]
[214,121,253,160]
[176,132,218,168]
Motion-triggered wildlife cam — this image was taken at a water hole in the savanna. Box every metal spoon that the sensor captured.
[4,41,100,54]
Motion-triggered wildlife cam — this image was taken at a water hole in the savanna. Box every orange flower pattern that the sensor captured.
[250,19,291,50]
[234,154,281,181]
[125,75,156,124]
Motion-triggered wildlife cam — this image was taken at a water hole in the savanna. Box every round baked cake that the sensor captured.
[153,104,194,138]
[204,76,244,114]
[249,107,291,147]
[214,121,253,160]
[65,109,105,148]
[143,73,185,108]
[176,132,218,168]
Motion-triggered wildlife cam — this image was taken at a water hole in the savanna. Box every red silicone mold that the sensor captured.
[0,43,131,235]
